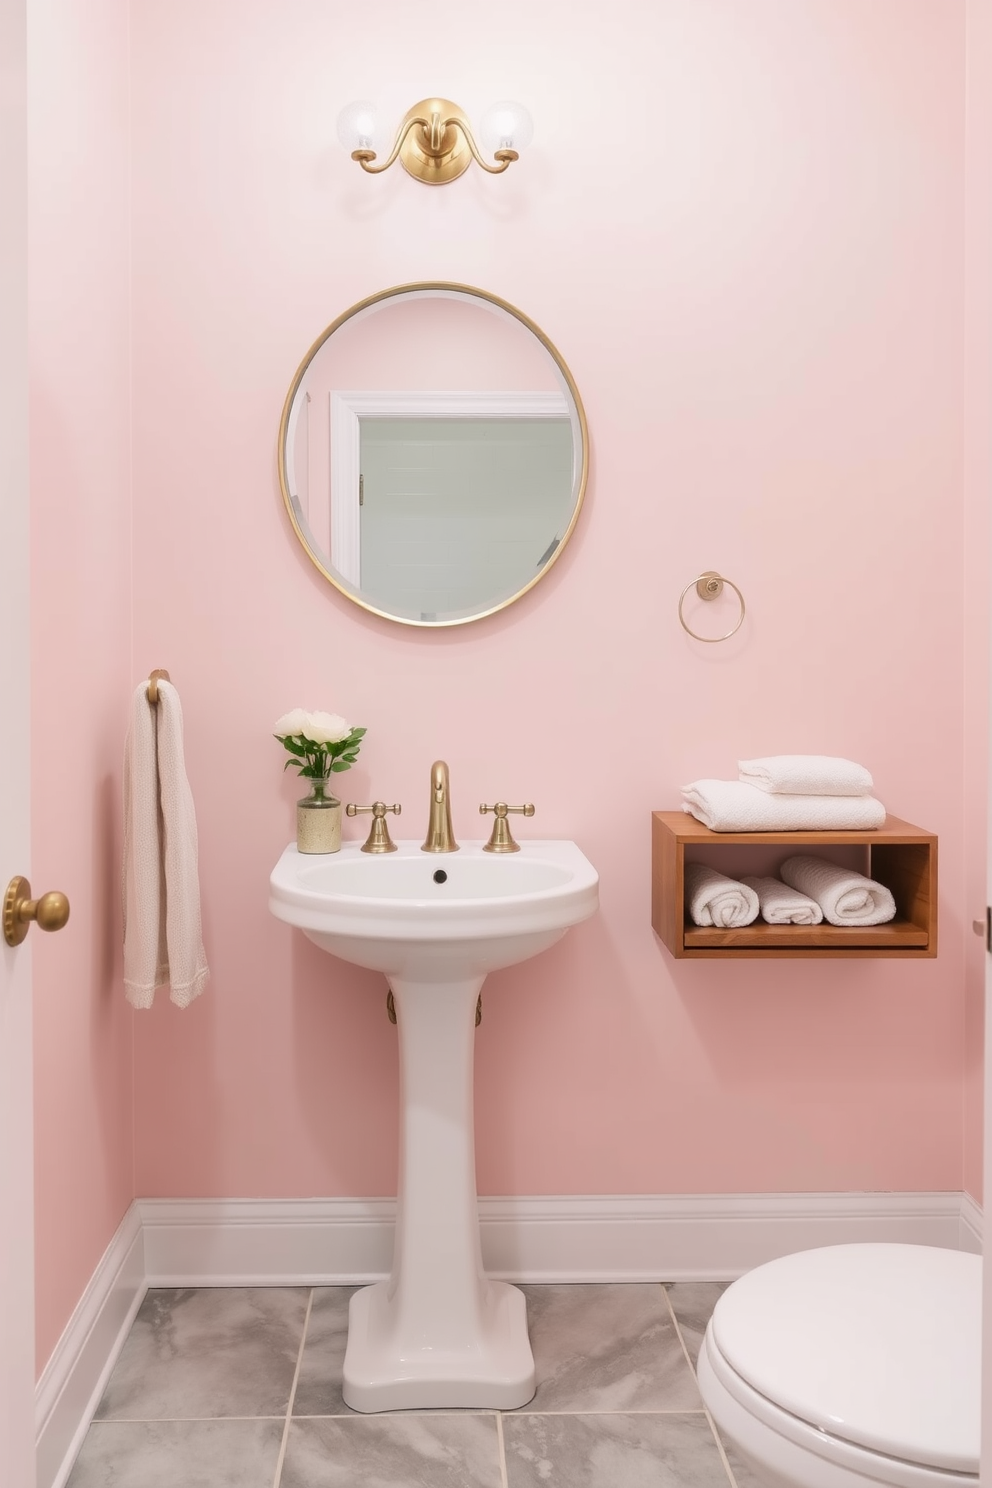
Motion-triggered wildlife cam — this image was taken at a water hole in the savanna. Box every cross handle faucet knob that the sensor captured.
[347,800,401,853]
[479,801,535,854]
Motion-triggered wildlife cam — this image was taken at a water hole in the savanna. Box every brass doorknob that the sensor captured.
[3,876,70,948]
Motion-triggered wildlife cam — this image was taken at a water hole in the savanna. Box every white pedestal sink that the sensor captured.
[269,838,599,1412]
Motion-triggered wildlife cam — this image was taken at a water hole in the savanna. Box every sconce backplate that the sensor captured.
[399,98,473,185]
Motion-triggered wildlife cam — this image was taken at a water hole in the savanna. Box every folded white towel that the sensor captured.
[739,875,823,925]
[684,862,759,928]
[738,754,874,797]
[779,855,896,926]
[681,780,886,833]
[123,680,209,1009]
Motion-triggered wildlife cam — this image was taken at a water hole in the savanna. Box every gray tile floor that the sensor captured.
[66,1282,764,1487]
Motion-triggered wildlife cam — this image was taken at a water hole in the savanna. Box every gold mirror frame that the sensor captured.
[277,282,589,628]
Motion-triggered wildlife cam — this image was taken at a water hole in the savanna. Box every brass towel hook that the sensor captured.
[678,572,746,643]
[146,668,171,704]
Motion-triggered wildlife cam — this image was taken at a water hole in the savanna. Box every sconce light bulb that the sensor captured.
[479,101,534,154]
[336,100,378,152]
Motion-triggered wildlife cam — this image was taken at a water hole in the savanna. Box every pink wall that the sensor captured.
[28,0,134,1369]
[124,0,974,1205]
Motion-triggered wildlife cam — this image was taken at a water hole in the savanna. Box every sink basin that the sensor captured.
[268,836,599,1414]
[269,838,599,978]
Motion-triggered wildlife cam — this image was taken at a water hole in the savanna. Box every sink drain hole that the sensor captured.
[433,869,447,884]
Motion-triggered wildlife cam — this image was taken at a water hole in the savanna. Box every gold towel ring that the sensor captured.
[678,571,746,643]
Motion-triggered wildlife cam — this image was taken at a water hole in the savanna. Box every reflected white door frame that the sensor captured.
[328,390,568,587]
[0,0,37,1479]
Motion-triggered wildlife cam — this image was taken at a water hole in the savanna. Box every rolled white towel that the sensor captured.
[681,780,887,833]
[738,754,874,797]
[684,862,759,928]
[779,855,896,926]
[740,875,823,925]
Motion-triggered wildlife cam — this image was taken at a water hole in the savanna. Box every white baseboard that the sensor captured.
[137,1190,976,1287]
[960,1189,984,1250]
[36,1204,145,1488]
[39,1189,981,1488]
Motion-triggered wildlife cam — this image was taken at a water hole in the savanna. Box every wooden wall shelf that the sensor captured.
[652,812,937,959]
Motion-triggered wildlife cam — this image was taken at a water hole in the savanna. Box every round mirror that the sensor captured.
[278,283,588,627]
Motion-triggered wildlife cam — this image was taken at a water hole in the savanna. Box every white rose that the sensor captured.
[273,707,309,737]
[304,710,351,745]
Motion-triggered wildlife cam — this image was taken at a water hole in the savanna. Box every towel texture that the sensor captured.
[681,780,886,833]
[123,680,209,1009]
[779,855,896,926]
[739,875,823,925]
[683,862,759,928]
[738,754,874,797]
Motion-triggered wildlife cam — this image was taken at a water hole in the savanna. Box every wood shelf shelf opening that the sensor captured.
[651,812,937,960]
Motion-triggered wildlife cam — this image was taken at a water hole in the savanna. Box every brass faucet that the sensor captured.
[421,760,459,853]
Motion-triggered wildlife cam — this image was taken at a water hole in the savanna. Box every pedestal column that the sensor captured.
[342,972,536,1412]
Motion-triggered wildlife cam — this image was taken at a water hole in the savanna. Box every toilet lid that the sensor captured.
[711,1244,980,1474]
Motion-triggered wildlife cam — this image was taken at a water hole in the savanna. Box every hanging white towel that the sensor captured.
[683,862,760,928]
[737,755,874,797]
[779,855,896,926]
[123,679,209,1009]
[681,780,886,833]
[740,875,823,925]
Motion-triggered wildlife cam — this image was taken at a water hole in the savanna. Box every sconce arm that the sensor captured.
[452,118,517,174]
[353,113,431,174]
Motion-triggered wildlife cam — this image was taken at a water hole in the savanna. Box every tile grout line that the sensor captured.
[660,1283,697,1379]
[494,1411,510,1488]
[290,1407,715,1420]
[89,1415,288,1425]
[272,1287,315,1488]
[95,1406,717,1425]
[488,1408,716,1418]
[702,1403,742,1488]
[661,1286,739,1488]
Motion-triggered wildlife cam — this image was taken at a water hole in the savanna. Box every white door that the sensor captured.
[985,785,992,1470]
[0,0,36,1480]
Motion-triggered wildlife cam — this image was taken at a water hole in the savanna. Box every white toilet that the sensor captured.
[697,1243,980,1488]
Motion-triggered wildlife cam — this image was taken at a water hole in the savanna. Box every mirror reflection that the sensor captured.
[278,285,588,627]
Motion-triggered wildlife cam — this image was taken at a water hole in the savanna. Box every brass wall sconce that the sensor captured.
[336,98,533,185]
